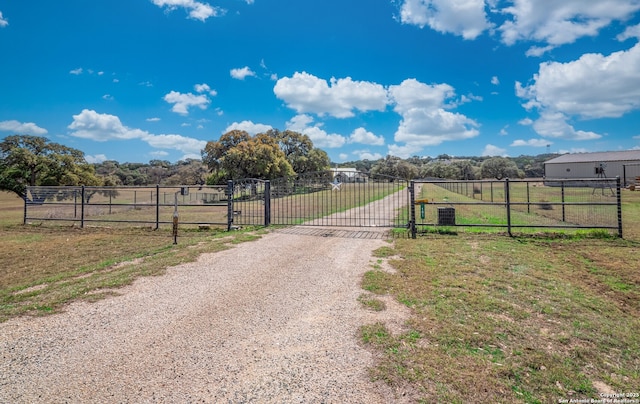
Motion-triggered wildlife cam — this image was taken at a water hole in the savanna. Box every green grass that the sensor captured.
[360,235,640,403]
[0,191,267,322]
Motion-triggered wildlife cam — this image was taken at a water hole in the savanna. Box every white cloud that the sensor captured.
[85,154,108,164]
[0,120,48,135]
[499,0,640,53]
[530,111,602,141]
[518,118,534,126]
[146,117,161,122]
[68,109,207,158]
[398,0,491,40]
[510,139,552,147]
[396,1,640,54]
[230,66,256,80]
[499,126,508,135]
[70,68,83,75]
[491,76,500,85]
[388,78,480,147]
[353,150,384,160]
[150,150,170,158]
[0,11,8,27]
[348,127,385,146]
[151,0,222,21]
[617,23,640,41]
[339,153,349,161]
[517,43,640,119]
[102,94,114,101]
[274,72,388,118]
[194,83,217,96]
[163,90,211,115]
[482,144,507,157]
[388,144,420,159]
[285,114,346,148]
[224,120,273,135]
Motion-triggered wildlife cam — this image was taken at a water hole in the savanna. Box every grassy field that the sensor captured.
[2,188,639,402]
[359,189,640,402]
[0,191,263,321]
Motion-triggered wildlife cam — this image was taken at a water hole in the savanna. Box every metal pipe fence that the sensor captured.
[409,177,622,237]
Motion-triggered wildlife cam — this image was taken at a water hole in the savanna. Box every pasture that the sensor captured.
[1,188,639,402]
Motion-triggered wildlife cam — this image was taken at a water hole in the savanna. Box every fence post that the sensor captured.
[409,181,416,239]
[81,186,85,228]
[23,193,27,225]
[561,181,566,222]
[227,180,234,231]
[617,176,623,238]
[526,181,531,214]
[505,179,512,237]
[155,185,160,230]
[264,180,271,227]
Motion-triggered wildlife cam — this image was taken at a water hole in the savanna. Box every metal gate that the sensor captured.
[228,170,410,229]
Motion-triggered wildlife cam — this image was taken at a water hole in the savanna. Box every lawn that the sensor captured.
[359,189,640,402]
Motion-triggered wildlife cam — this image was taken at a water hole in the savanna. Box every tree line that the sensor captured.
[1,133,555,201]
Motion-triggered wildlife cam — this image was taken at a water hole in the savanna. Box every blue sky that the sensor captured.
[1,0,640,164]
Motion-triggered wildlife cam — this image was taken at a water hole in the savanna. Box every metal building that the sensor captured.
[544,150,640,185]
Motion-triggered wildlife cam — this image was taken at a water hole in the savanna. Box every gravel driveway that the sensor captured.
[0,224,410,403]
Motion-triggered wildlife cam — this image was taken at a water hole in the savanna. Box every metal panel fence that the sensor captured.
[25,185,232,229]
[410,177,622,237]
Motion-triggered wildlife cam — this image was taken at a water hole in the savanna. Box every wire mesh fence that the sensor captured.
[25,185,231,229]
[411,178,622,237]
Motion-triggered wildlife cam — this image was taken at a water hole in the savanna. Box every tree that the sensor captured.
[202,131,294,180]
[266,129,331,174]
[0,135,102,200]
[480,157,521,180]
[371,155,418,180]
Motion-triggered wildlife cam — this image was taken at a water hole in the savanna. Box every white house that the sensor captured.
[544,150,640,185]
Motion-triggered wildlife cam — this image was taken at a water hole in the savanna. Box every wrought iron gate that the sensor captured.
[228,170,410,229]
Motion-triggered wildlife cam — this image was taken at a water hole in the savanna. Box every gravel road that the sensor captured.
[0,225,411,403]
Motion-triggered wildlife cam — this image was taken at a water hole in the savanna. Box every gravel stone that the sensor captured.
[0,227,410,403]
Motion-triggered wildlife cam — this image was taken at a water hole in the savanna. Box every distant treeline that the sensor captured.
[92,153,557,186]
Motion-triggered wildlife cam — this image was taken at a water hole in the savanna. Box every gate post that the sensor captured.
[81,186,86,229]
[505,179,512,237]
[617,176,623,238]
[264,180,271,227]
[409,181,417,239]
[227,180,234,231]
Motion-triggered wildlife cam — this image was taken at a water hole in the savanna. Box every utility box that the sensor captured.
[437,207,455,226]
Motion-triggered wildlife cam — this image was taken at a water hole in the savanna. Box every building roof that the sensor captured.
[545,150,640,165]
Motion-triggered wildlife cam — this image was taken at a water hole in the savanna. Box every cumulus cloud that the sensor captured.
[516,43,640,140]
[163,90,211,115]
[274,72,388,118]
[388,78,480,148]
[194,83,217,95]
[151,0,223,21]
[0,120,48,136]
[396,0,640,54]
[68,109,206,158]
[388,144,418,159]
[70,68,83,75]
[0,11,8,27]
[499,0,640,52]
[352,150,384,160]
[85,154,108,164]
[224,120,273,135]
[398,0,491,40]
[617,23,640,41]
[491,76,500,85]
[285,114,346,148]
[482,144,507,157]
[517,43,640,119]
[230,66,257,80]
[146,117,161,122]
[348,127,385,146]
[510,139,551,147]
